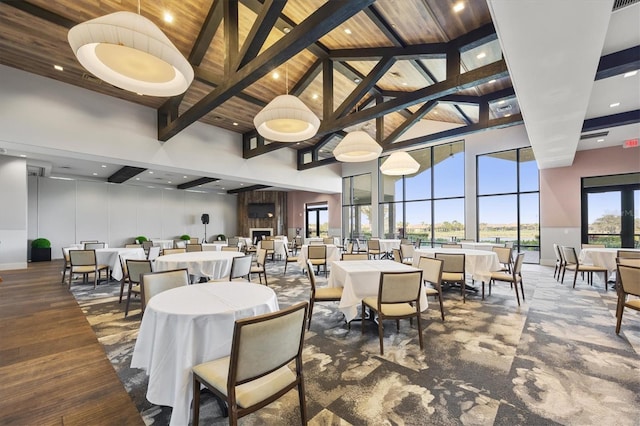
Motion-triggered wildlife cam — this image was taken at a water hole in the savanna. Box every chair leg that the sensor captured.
[513,280,521,306]
[307,299,315,330]
[119,279,126,303]
[378,316,384,355]
[461,280,466,303]
[192,375,201,426]
[416,313,423,350]
[520,279,525,301]
[481,281,485,300]
[298,377,308,425]
[615,296,625,334]
[604,271,608,291]
[572,269,579,288]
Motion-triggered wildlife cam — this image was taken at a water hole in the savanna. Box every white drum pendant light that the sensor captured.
[253,94,320,142]
[380,151,420,175]
[68,10,193,97]
[333,131,382,162]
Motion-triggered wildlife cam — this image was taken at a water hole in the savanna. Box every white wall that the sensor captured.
[27,176,237,260]
[0,157,28,270]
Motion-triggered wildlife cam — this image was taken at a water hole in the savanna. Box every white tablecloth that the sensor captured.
[579,248,640,274]
[460,242,503,251]
[154,251,243,280]
[378,239,401,253]
[297,244,341,269]
[202,242,244,251]
[130,282,279,426]
[64,247,145,281]
[327,260,428,322]
[257,239,287,258]
[412,248,501,283]
[152,239,175,249]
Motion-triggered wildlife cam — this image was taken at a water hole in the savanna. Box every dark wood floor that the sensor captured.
[0,260,143,426]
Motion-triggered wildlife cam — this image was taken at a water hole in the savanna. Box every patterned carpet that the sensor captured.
[70,260,640,426]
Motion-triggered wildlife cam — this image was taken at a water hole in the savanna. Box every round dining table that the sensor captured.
[412,248,501,283]
[154,250,243,281]
[130,282,279,426]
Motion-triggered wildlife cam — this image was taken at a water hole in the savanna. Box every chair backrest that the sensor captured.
[441,243,462,249]
[346,242,354,253]
[62,248,71,263]
[512,253,525,275]
[142,241,154,251]
[561,246,578,265]
[126,259,152,284]
[617,257,640,267]
[147,246,161,261]
[186,243,203,252]
[308,244,326,260]
[264,235,275,241]
[80,240,98,244]
[306,260,317,294]
[418,256,443,287]
[492,246,513,264]
[261,239,275,250]
[553,244,562,262]
[400,243,414,259]
[309,239,323,245]
[256,248,267,267]
[140,268,189,312]
[367,239,380,251]
[392,249,402,263]
[582,243,605,248]
[174,239,186,248]
[84,242,105,250]
[229,254,253,280]
[400,238,411,245]
[229,302,308,385]
[163,248,186,255]
[190,237,199,244]
[221,246,240,252]
[294,236,303,246]
[227,237,239,247]
[617,250,640,259]
[378,271,423,305]
[617,264,640,297]
[341,253,368,261]
[125,244,142,248]
[435,252,465,273]
[323,237,334,245]
[69,249,97,267]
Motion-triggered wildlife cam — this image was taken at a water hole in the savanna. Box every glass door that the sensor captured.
[306,204,328,238]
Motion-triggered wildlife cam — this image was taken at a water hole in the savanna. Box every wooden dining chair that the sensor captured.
[186,243,203,252]
[261,239,276,261]
[163,248,186,255]
[367,239,382,259]
[341,253,368,260]
[492,246,513,273]
[211,254,253,282]
[307,244,327,276]
[192,302,309,426]
[84,242,106,250]
[361,270,424,355]
[435,252,466,302]
[615,264,640,334]
[221,246,240,252]
[561,246,608,290]
[306,260,343,330]
[140,268,189,315]
[441,243,462,249]
[250,249,268,285]
[124,259,152,317]
[283,246,298,275]
[68,249,109,289]
[489,253,525,305]
[418,256,445,321]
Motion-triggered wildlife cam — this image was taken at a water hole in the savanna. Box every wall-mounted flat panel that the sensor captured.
[76,180,109,244]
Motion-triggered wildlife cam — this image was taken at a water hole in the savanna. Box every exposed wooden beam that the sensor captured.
[193,67,267,107]
[224,0,239,76]
[2,0,76,28]
[107,166,147,184]
[236,0,286,70]
[330,43,447,61]
[158,0,375,141]
[381,101,437,146]
[291,59,322,97]
[227,184,270,194]
[298,156,339,171]
[322,59,334,120]
[188,0,223,65]
[319,60,509,135]
[581,109,640,132]
[177,177,219,190]
[242,131,289,158]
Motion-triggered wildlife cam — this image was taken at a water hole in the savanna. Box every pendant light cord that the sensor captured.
[138,0,141,14]
[285,62,289,95]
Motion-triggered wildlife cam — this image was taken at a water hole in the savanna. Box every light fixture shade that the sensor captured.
[380,151,420,175]
[253,94,320,142]
[68,11,194,97]
[333,131,382,162]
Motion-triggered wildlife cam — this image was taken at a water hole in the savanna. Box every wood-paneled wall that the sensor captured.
[237,191,287,237]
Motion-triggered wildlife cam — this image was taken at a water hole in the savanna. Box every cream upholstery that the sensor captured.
[435,252,467,302]
[561,246,608,289]
[418,256,445,321]
[341,253,368,260]
[306,260,343,330]
[210,254,252,282]
[140,268,189,314]
[84,242,106,250]
[163,248,186,255]
[489,253,525,305]
[124,259,152,317]
[192,302,308,426]
[284,246,298,275]
[68,249,109,289]
[186,243,203,252]
[323,237,334,245]
[441,243,462,248]
[615,264,640,334]
[361,270,423,355]
[261,239,275,261]
[307,245,327,276]
[61,248,72,283]
[492,246,513,273]
[400,243,415,264]
[250,249,268,285]
[221,246,240,252]
[147,246,161,261]
[367,239,381,259]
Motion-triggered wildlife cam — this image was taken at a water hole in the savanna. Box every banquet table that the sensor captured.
[130,282,279,426]
[378,239,401,254]
[460,242,504,251]
[257,239,288,258]
[63,247,145,281]
[154,251,243,281]
[296,244,341,269]
[327,259,428,322]
[412,248,501,283]
[202,241,244,251]
[151,239,175,249]
[578,247,640,274]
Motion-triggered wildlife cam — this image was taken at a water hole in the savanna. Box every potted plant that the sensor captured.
[135,236,148,244]
[31,238,51,262]
[216,234,226,241]
[180,234,191,241]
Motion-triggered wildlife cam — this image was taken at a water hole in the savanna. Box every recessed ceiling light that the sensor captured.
[623,70,637,78]
[498,100,506,105]
[488,79,496,84]
[92,172,98,176]
[312,93,318,100]
[453,2,465,13]
[148,171,154,174]
[344,28,352,35]
[504,113,511,117]
[101,164,107,168]
[240,183,244,186]
[19,154,27,158]
[476,52,486,59]
[296,142,300,145]
[597,138,604,142]
[53,65,64,71]
[163,12,173,23]
[354,78,361,83]
[283,27,290,34]
[272,71,280,80]
[136,93,143,96]
[167,181,172,184]
[136,178,140,180]
[221,187,225,190]
[232,122,238,126]
[610,102,620,108]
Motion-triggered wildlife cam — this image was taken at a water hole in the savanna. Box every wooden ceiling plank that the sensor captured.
[158,0,376,142]
[333,56,396,119]
[320,59,509,135]
[189,0,223,66]
[193,67,267,107]
[2,0,76,29]
[236,0,286,70]
[291,58,322,96]
[382,100,437,147]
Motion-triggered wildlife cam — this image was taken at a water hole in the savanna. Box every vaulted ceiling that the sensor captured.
[0,0,637,178]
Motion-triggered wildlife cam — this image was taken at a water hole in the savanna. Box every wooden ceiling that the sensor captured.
[0,0,522,170]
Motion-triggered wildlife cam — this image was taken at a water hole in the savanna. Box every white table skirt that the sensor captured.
[257,239,287,258]
[460,242,503,251]
[296,244,341,269]
[378,239,401,253]
[579,248,640,274]
[327,260,428,322]
[131,282,279,426]
[152,239,175,249]
[63,247,145,281]
[154,251,243,280]
[412,248,501,283]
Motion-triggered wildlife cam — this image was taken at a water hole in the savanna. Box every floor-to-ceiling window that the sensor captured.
[477,147,540,263]
[305,203,328,238]
[343,173,372,240]
[379,141,464,246]
[581,173,640,248]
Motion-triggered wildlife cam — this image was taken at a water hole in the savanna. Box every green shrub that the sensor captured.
[31,238,51,248]
[180,234,191,241]
[216,234,226,241]
[135,236,148,243]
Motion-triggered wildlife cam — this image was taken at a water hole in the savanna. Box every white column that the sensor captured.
[0,157,28,269]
